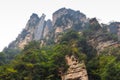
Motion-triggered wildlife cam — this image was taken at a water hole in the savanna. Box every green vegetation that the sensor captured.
[0,27,120,80]
[0,30,87,80]
[87,48,120,80]
[0,52,7,65]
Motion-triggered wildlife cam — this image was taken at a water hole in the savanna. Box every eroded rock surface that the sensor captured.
[61,55,88,80]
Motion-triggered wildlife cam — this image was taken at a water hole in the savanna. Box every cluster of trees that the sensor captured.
[0,28,120,80]
[82,21,120,80]
[87,46,120,80]
[0,30,88,80]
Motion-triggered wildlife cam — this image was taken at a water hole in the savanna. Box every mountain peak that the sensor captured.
[52,7,86,25]
[27,13,40,27]
[30,13,39,19]
[4,7,119,52]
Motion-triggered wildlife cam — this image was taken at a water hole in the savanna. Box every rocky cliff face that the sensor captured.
[61,55,88,80]
[7,13,39,49]
[108,22,120,34]
[53,8,88,42]
[6,7,120,52]
[34,14,46,41]
[86,18,119,54]
[6,8,89,50]
[7,13,53,49]
[43,19,52,40]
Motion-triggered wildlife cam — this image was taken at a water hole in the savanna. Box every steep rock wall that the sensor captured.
[61,55,88,80]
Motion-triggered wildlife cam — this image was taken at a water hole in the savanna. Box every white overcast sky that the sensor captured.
[0,0,120,51]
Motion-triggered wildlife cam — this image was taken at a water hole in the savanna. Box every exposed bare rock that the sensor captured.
[109,22,120,34]
[5,8,89,50]
[18,32,33,49]
[53,8,87,28]
[53,8,88,43]
[5,7,120,56]
[61,55,88,80]
[34,14,46,40]
[43,19,52,40]
[87,30,118,54]
[55,27,63,33]
[7,13,47,49]
[53,8,68,25]
[25,13,40,29]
